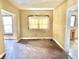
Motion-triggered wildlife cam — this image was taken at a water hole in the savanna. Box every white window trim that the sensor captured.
[28,15,49,30]
[2,15,13,35]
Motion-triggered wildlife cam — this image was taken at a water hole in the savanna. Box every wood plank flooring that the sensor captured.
[4,39,68,59]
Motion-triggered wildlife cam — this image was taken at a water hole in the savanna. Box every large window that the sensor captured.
[28,15,49,30]
[3,15,13,34]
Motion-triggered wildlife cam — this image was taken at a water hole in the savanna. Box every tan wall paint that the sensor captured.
[20,10,53,37]
[53,0,77,47]
[2,0,20,40]
[53,2,67,47]
[0,0,5,56]
[67,0,77,8]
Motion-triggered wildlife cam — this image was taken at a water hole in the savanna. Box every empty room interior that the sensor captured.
[0,0,78,59]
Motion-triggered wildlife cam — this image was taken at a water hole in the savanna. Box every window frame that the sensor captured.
[70,15,76,27]
[28,15,49,30]
[2,15,13,35]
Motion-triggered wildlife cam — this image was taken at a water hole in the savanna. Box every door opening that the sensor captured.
[1,9,17,59]
[1,9,16,40]
[65,4,78,59]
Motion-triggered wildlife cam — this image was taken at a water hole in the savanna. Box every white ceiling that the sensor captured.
[8,0,66,10]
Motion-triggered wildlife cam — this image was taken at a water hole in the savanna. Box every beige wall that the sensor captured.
[53,2,67,47]
[67,0,77,8]
[53,0,77,47]
[2,0,20,40]
[0,0,5,56]
[20,10,53,37]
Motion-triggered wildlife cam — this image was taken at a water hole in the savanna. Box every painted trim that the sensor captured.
[1,9,18,42]
[0,52,5,59]
[20,37,65,51]
[1,9,15,16]
[52,37,65,51]
[67,4,78,11]
[20,37,64,49]
[20,37,52,39]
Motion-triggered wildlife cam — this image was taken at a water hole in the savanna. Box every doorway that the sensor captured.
[1,9,17,58]
[65,4,78,59]
[1,9,16,40]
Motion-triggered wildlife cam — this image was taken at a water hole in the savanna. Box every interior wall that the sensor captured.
[53,0,77,47]
[20,10,53,38]
[67,0,77,8]
[53,1,67,47]
[0,0,5,56]
[2,0,20,40]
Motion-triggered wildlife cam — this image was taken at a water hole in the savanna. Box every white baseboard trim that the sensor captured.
[20,37,52,40]
[52,38,65,51]
[0,52,5,59]
[20,37,65,51]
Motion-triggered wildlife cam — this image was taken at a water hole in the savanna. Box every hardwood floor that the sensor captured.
[4,39,68,59]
